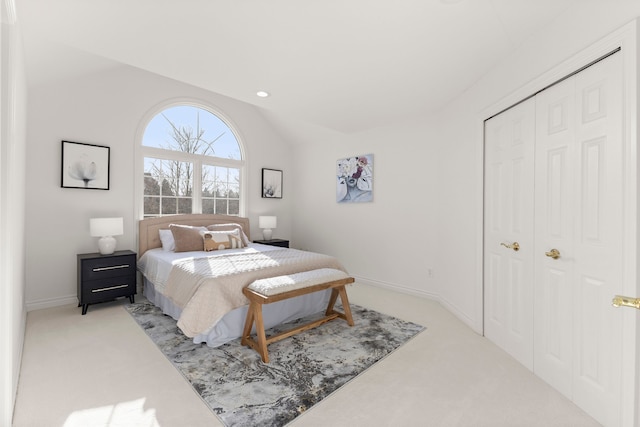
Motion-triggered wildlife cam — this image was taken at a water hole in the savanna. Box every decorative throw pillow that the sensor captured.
[206,223,250,246]
[201,229,245,251]
[169,224,207,252]
[158,229,175,251]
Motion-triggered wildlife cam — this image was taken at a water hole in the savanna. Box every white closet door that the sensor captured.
[534,53,623,426]
[571,53,623,426]
[532,74,576,397]
[483,98,535,369]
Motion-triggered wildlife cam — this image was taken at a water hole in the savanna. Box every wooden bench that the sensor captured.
[241,268,355,363]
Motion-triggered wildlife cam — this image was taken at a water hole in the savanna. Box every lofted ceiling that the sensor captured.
[17,0,584,133]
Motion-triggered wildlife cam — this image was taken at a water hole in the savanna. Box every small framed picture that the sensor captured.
[337,154,373,203]
[262,168,282,198]
[61,140,110,190]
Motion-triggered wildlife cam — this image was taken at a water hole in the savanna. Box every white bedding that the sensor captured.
[138,243,335,347]
[138,244,280,293]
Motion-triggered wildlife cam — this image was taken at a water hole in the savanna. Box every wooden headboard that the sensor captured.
[138,214,251,256]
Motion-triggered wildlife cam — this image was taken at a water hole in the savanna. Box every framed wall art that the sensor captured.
[337,154,373,203]
[262,168,282,198]
[61,140,110,190]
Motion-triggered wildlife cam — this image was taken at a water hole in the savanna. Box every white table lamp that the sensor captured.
[258,216,277,240]
[90,217,123,255]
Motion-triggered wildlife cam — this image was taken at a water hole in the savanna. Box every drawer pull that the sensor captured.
[92,264,130,272]
[91,284,129,293]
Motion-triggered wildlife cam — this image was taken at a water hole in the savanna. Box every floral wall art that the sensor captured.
[336,154,373,203]
[61,140,110,190]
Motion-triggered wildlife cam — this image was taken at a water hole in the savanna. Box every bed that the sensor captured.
[137,214,348,347]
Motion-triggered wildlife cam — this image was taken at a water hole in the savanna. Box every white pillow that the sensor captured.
[159,229,175,251]
[206,223,250,246]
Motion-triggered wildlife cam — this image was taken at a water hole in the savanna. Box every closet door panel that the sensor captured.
[483,98,535,369]
[533,53,623,426]
[571,52,623,427]
[534,76,575,398]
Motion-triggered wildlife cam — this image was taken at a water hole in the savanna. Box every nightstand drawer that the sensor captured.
[81,253,136,280]
[81,276,136,304]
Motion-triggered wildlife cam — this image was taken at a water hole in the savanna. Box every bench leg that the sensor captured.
[241,302,255,346]
[338,286,354,326]
[326,288,340,315]
[253,303,269,363]
[326,286,354,326]
[241,301,270,363]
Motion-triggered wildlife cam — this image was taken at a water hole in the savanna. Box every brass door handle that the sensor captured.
[500,242,520,251]
[545,249,560,259]
[612,295,640,310]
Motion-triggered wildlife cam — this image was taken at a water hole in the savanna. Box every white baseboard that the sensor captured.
[353,275,483,335]
[437,296,482,335]
[26,283,144,312]
[352,275,440,301]
[26,295,77,312]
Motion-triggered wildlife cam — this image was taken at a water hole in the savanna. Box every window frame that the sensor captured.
[135,100,247,219]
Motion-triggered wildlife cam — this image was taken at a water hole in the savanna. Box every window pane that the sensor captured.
[144,157,193,216]
[229,184,240,198]
[142,105,241,160]
[144,174,160,196]
[202,198,215,214]
[178,198,192,214]
[202,165,217,196]
[215,199,228,214]
[144,158,193,196]
[144,196,159,216]
[201,164,241,216]
[162,197,177,215]
[228,199,239,215]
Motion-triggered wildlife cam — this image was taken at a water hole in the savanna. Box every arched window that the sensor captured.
[140,104,244,218]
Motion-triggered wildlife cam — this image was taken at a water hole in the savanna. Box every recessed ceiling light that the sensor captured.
[256,91,270,98]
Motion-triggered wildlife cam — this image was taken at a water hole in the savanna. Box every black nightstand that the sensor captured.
[253,239,289,248]
[77,250,137,315]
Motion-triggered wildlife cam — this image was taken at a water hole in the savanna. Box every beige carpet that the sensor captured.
[12,284,600,427]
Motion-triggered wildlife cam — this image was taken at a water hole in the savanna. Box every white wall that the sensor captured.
[1,0,27,423]
[25,62,294,309]
[291,116,441,299]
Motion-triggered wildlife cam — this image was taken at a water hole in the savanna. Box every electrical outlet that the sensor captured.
[427,268,433,278]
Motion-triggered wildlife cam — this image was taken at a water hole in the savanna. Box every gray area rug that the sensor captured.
[125,300,425,427]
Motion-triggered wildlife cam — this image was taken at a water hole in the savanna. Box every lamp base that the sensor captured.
[262,229,273,240]
[98,236,117,255]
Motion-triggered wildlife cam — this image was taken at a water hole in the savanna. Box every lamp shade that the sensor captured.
[90,217,123,255]
[90,217,123,237]
[258,216,277,229]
